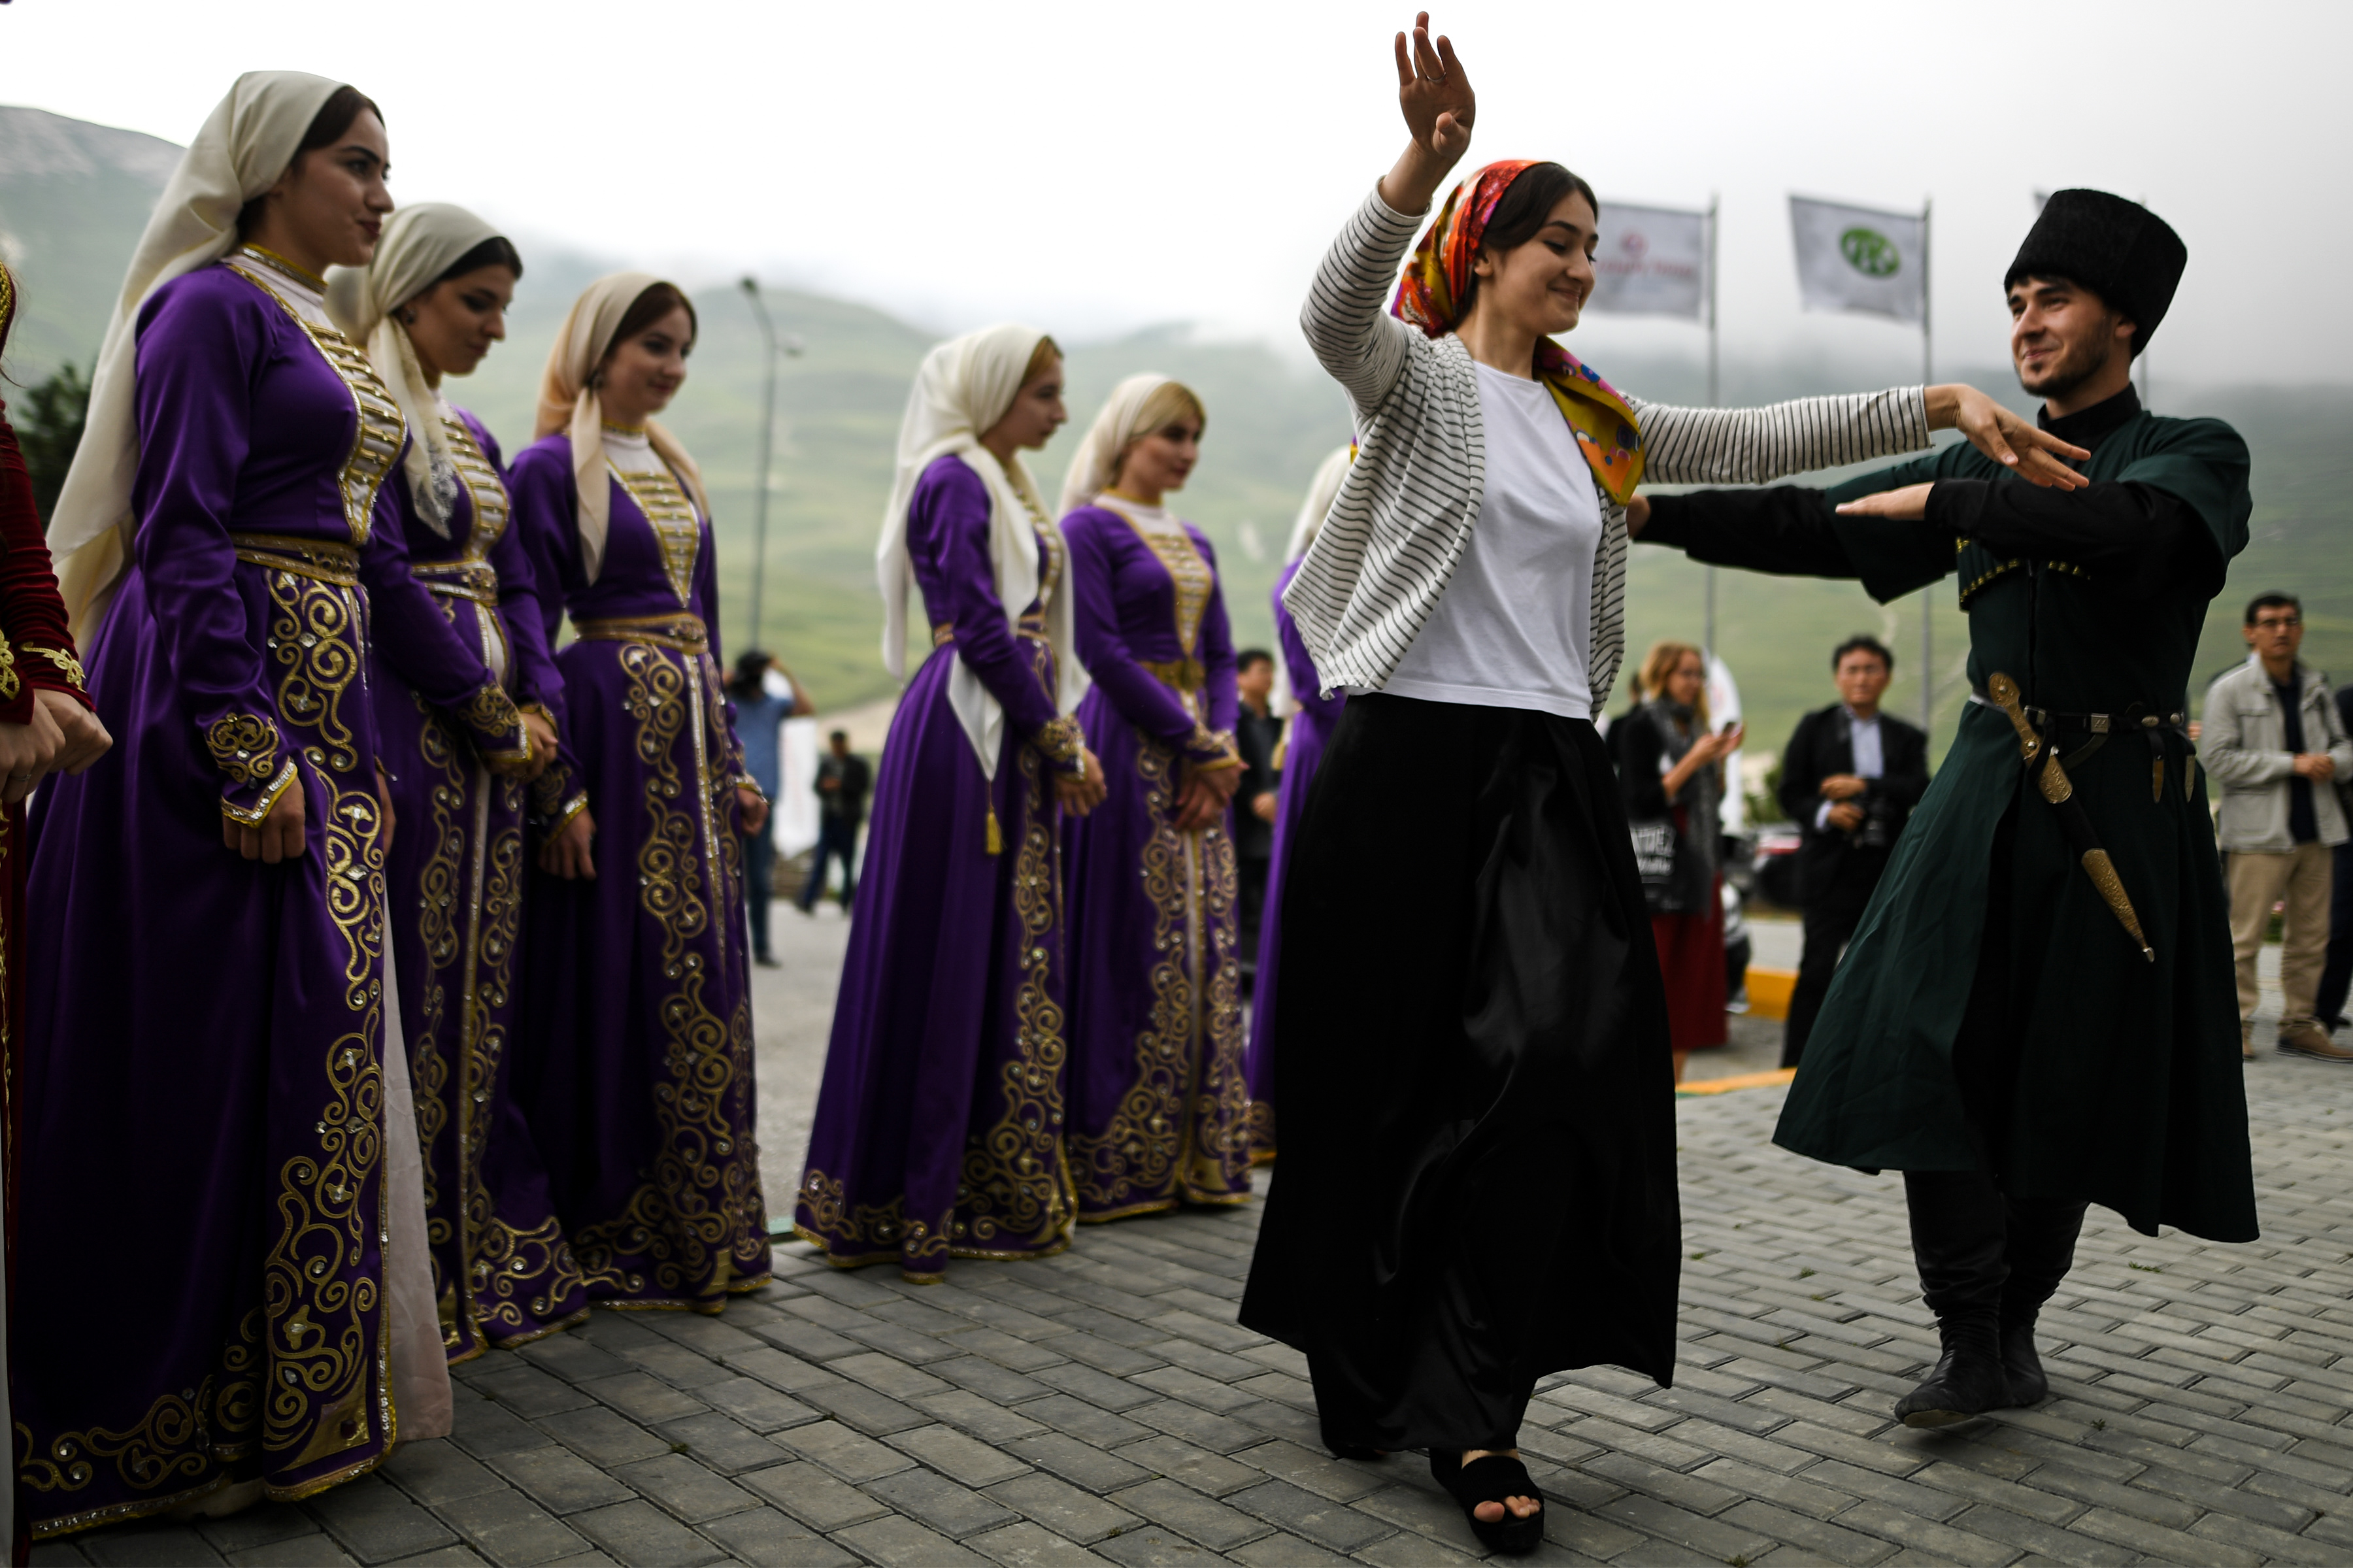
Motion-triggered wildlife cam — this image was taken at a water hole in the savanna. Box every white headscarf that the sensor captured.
[533,271,709,583]
[1056,373,1182,518]
[325,203,505,536]
[48,70,346,643]
[876,324,1084,781]
[1273,444,1355,716]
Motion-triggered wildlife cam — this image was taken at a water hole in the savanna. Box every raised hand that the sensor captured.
[1927,384,2090,490]
[1381,12,1475,215]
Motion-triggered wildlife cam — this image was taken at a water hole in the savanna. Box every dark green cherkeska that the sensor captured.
[1669,388,2256,1242]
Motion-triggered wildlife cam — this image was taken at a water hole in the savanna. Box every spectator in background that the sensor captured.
[1233,648,1282,982]
[2318,677,2353,1035]
[728,649,812,967]
[1616,641,1742,1084]
[1777,635,1930,1067]
[2203,593,2353,1060]
[801,729,872,915]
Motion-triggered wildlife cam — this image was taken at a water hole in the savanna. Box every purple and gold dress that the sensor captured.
[17,248,506,1533]
[508,424,771,1312]
[1244,558,1346,1160]
[376,401,592,1356]
[1060,494,1252,1218]
[795,456,1084,1279]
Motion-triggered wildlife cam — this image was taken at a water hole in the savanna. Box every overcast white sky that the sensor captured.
[6,0,2346,384]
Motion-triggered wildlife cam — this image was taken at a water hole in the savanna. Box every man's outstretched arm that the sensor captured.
[1639,479,1954,605]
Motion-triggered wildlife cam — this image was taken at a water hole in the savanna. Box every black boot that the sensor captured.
[1899,1169,2011,1426]
[1997,1195,2088,1407]
[1895,1310,2010,1427]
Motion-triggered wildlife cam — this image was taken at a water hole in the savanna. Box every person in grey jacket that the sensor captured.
[2202,592,2353,1059]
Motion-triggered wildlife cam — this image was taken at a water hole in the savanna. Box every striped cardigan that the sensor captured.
[1284,187,1935,705]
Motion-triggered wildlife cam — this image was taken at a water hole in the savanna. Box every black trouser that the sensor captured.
[798,816,860,912]
[1237,854,1269,980]
[2316,841,2353,1027]
[743,815,776,958]
[1781,848,1888,1068]
[1911,801,2087,1331]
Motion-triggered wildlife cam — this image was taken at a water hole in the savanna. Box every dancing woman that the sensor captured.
[795,325,1103,1280]
[508,274,773,1312]
[327,204,593,1357]
[22,74,463,1535]
[1238,16,2081,1552]
[1244,444,1352,1160]
[1058,377,1252,1219]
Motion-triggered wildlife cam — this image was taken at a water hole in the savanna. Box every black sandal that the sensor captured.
[1431,1450,1545,1555]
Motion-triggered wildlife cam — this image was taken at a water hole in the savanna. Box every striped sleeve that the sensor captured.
[1631,388,1932,487]
[1299,189,1426,424]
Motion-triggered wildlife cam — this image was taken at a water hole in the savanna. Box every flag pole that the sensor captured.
[1919,197,1933,749]
[1703,193,1720,660]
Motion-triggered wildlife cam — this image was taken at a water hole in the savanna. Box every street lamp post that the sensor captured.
[739,278,778,654]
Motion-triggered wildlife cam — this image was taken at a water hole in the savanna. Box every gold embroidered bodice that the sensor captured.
[609,460,701,609]
[1020,490,1065,619]
[441,410,510,561]
[1101,495,1212,658]
[224,248,403,546]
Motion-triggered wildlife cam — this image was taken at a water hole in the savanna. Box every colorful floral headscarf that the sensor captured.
[1393,159,1645,504]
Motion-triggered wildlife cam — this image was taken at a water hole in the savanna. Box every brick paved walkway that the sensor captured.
[45,1033,2353,1568]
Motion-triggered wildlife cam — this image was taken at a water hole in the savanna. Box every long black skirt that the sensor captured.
[1238,694,1681,1452]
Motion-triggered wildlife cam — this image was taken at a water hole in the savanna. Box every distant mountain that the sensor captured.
[0,106,182,379]
[4,105,2348,763]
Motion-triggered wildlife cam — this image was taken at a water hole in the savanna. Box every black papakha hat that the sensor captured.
[2005,189,2186,358]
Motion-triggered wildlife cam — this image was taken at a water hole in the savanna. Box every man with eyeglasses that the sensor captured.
[2203,593,2353,1060]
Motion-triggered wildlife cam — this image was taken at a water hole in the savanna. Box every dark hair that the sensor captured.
[435,235,524,286]
[1831,635,1894,674]
[603,281,697,363]
[2245,592,2301,625]
[1456,161,1598,322]
[237,86,386,239]
[727,648,771,699]
[829,730,850,745]
[1236,648,1274,675]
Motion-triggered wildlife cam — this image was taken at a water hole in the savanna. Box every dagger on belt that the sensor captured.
[1986,673,2156,964]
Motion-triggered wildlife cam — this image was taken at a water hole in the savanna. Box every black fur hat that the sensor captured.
[2005,190,2186,358]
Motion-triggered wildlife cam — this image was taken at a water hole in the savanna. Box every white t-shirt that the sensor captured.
[1376,361,1603,720]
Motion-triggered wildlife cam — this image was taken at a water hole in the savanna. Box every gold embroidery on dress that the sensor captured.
[0,631,21,701]
[1103,500,1212,659]
[565,642,769,1305]
[205,713,281,788]
[609,462,701,610]
[1067,728,1252,1218]
[225,254,403,546]
[23,644,83,690]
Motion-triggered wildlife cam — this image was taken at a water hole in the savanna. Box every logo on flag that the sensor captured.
[1586,201,1709,322]
[1790,196,1926,324]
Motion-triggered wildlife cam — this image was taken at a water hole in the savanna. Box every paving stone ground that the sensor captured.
[46,916,2353,1568]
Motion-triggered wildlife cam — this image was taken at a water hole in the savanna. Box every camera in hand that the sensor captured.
[1854,790,1902,851]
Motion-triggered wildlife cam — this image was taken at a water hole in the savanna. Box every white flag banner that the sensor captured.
[1790,195,1926,324]
[1588,201,1709,320]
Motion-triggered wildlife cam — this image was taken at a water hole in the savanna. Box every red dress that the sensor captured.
[0,259,96,1558]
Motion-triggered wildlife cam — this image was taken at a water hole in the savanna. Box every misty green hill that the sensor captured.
[6,105,2347,771]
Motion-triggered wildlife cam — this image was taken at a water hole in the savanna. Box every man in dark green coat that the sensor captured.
[1633,190,2253,1428]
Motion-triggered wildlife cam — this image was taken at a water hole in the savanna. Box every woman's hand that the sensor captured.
[737,784,770,835]
[1926,384,2090,489]
[520,708,558,783]
[1380,12,1475,216]
[1835,482,1934,522]
[36,690,111,777]
[0,700,63,805]
[1054,748,1107,818]
[539,809,597,879]
[1174,761,1243,832]
[224,773,308,863]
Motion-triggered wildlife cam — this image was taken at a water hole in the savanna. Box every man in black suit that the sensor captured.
[1777,635,1931,1066]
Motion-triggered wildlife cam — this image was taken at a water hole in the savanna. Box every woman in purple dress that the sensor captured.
[509,273,773,1314]
[796,325,1103,1280]
[329,204,593,1358]
[1058,376,1252,1220]
[21,74,465,1536]
[1245,444,1352,1161]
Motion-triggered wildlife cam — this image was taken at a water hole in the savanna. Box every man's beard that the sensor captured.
[2016,332,2116,401]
